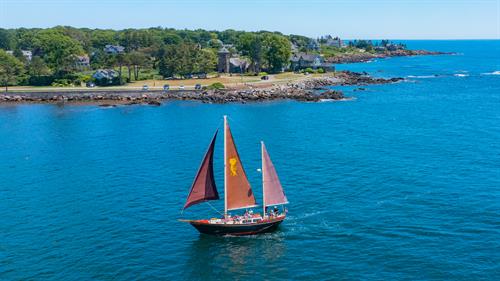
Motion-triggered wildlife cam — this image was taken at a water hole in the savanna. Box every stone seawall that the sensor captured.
[0,71,404,105]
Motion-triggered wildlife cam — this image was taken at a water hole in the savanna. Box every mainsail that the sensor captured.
[224,117,257,212]
[183,131,219,210]
[262,142,288,207]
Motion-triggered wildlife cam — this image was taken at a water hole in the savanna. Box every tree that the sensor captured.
[196,48,216,74]
[177,43,198,77]
[32,29,84,75]
[115,53,126,84]
[12,48,27,64]
[262,34,291,73]
[158,45,179,78]
[90,29,117,49]
[0,50,25,92]
[158,43,199,78]
[0,28,14,50]
[128,51,148,80]
[28,56,51,76]
[237,33,263,73]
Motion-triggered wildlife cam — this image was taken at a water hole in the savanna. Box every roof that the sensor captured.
[93,69,118,79]
[229,57,249,68]
[104,45,125,53]
[290,53,322,63]
[218,46,230,54]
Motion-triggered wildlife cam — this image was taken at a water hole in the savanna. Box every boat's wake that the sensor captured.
[407,75,439,79]
[481,70,500,76]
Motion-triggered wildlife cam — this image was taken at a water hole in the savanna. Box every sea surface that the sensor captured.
[1,40,499,280]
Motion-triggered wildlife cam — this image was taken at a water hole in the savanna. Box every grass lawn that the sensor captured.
[7,72,330,92]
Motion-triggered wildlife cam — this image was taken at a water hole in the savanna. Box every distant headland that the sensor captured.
[0,27,448,104]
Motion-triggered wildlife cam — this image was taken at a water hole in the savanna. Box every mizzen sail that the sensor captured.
[225,118,257,211]
[262,142,288,207]
[183,131,219,210]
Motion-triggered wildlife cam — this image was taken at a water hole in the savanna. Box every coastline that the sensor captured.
[0,71,403,105]
[326,49,450,64]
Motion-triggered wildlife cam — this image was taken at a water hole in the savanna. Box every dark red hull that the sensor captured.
[187,217,285,236]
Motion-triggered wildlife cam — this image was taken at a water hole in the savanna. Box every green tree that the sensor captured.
[158,45,179,78]
[28,56,51,76]
[115,53,127,84]
[177,43,198,77]
[90,29,118,49]
[195,48,216,74]
[12,48,27,64]
[32,29,84,75]
[0,28,14,50]
[237,33,263,73]
[262,34,291,73]
[128,51,149,80]
[0,50,25,92]
[158,43,199,78]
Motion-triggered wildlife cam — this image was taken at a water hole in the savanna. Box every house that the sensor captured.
[75,55,90,69]
[6,50,32,61]
[324,37,344,48]
[229,57,250,73]
[104,45,125,54]
[307,39,320,51]
[289,53,335,72]
[217,46,231,73]
[386,43,405,51]
[92,69,119,85]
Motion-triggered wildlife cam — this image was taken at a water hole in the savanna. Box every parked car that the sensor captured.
[179,85,185,90]
[261,75,269,80]
[86,82,96,88]
[195,84,202,90]
[196,73,207,79]
[163,84,170,91]
[142,85,149,91]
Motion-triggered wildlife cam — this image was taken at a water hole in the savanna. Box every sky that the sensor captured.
[0,0,499,39]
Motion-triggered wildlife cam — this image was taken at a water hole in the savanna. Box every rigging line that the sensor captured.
[207,202,224,216]
[226,115,253,131]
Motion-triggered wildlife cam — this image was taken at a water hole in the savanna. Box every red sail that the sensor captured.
[225,121,257,211]
[262,143,288,206]
[183,131,219,210]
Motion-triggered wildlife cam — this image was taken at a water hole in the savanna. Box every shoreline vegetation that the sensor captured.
[0,71,403,105]
[0,27,448,105]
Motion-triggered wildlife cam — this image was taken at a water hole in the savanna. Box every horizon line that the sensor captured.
[1,26,498,41]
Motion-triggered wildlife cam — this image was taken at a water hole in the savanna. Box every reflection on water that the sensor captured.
[185,231,287,280]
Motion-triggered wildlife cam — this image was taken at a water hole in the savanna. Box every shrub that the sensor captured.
[28,75,55,86]
[80,74,92,83]
[51,79,72,87]
[94,77,123,86]
[258,72,268,76]
[206,82,225,90]
[304,68,314,74]
[317,68,325,73]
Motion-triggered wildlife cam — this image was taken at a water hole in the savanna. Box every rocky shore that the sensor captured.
[0,71,404,105]
[326,49,450,64]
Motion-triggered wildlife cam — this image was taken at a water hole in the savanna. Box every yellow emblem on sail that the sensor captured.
[229,157,238,176]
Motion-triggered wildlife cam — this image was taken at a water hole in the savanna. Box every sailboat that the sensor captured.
[180,116,288,236]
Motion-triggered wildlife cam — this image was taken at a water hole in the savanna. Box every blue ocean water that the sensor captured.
[1,40,499,280]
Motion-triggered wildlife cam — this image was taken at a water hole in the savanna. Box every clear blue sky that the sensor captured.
[1,0,499,39]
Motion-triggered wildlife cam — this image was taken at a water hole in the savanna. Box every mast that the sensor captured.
[224,115,228,217]
[261,141,266,217]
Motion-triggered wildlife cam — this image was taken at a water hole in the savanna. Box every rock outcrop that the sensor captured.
[0,71,403,105]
